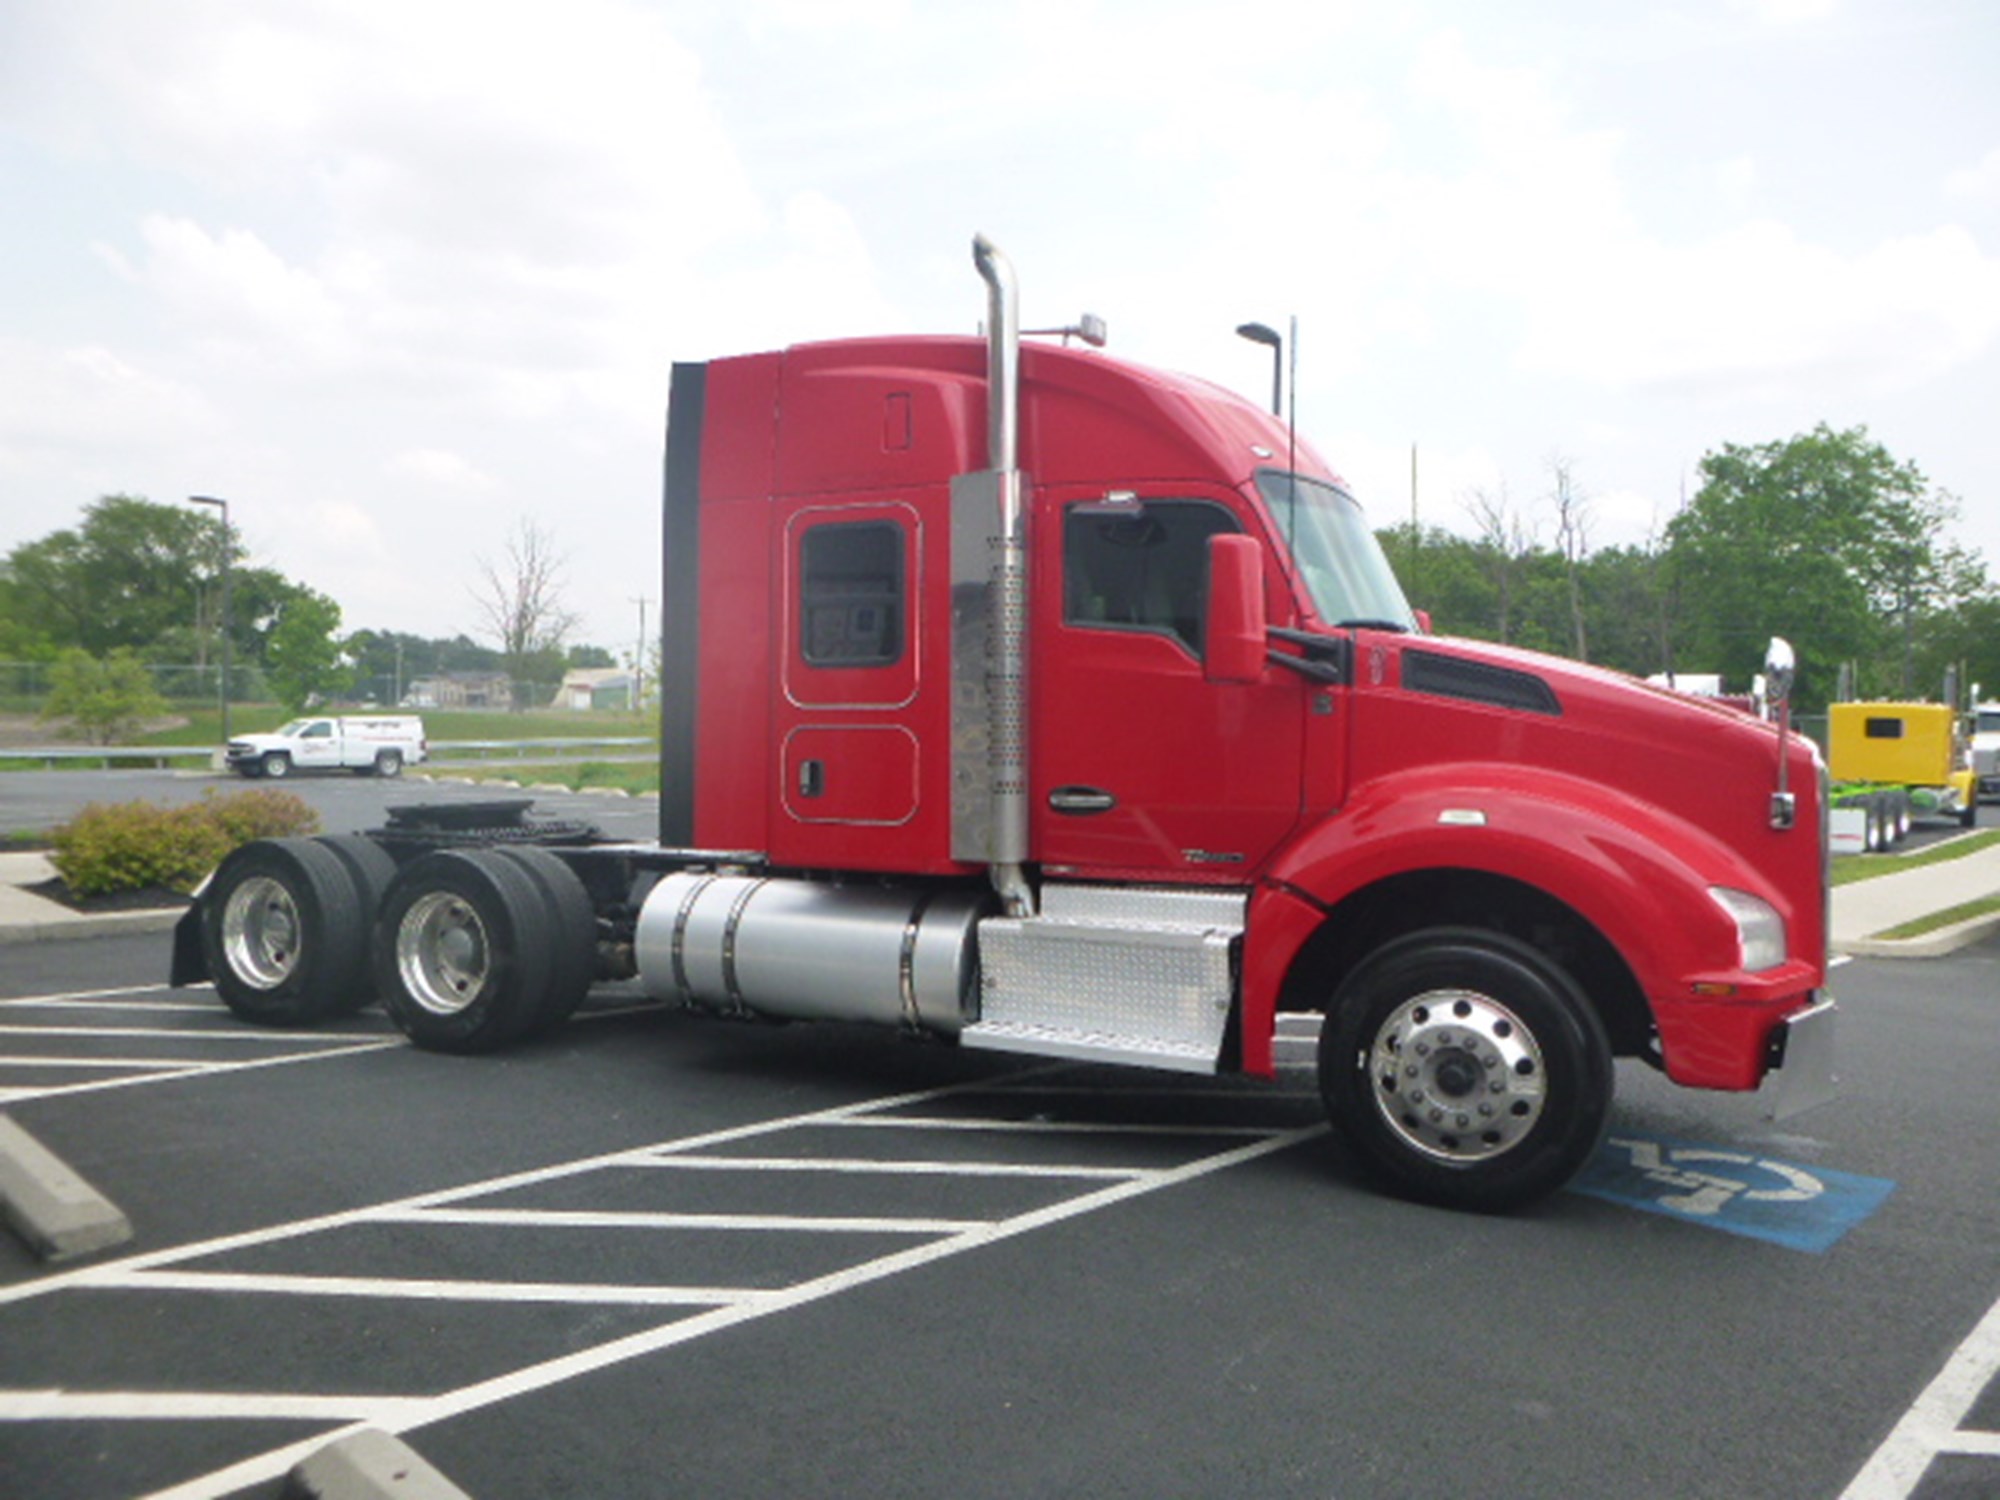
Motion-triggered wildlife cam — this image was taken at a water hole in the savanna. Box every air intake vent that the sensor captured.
[1403,650,1562,716]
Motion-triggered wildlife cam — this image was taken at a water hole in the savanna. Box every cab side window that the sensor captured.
[1063,500,1238,655]
[800,521,903,668]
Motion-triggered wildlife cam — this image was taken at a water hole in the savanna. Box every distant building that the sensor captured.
[551,667,636,711]
[402,670,515,710]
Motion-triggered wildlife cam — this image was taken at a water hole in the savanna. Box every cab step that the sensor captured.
[962,885,1245,1073]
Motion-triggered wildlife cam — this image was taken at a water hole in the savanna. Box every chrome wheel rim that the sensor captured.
[1368,988,1547,1162]
[396,891,489,1016]
[220,875,301,990]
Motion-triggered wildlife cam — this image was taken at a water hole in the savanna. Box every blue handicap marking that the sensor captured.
[1569,1133,1895,1252]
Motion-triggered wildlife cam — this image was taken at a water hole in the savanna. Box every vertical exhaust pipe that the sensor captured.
[972,235,1033,917]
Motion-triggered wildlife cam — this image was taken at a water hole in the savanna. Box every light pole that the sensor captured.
[1236,321,1283,416]
[188,495,231,747]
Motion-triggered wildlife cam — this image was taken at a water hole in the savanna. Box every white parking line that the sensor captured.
[832,1114,1275,1136]
[0,1024,380,1042]
[1841,1289,2000,1496]
[630,1154,1137,1179]
[0,1038,403,1105]
[0,1070,1325,1500]
[0,985,175,1007]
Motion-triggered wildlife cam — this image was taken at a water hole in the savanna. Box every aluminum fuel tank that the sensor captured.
[634,873,992,1033]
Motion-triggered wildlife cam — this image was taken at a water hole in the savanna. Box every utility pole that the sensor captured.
[188,495,232,747]
[630,596,652,711]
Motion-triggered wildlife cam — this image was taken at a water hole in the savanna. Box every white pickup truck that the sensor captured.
[225,716,428,780]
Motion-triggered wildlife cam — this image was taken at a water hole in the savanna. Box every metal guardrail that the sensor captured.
[0,737,655,769]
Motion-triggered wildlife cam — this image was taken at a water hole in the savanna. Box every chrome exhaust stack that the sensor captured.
[951,235,1034,916]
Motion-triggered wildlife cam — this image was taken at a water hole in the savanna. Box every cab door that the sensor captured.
[294,720,341,769]
[768,497,947,872]
[1031,488,1312,880]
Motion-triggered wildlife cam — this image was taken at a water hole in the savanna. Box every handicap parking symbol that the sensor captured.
[1569,1134,1895,1252]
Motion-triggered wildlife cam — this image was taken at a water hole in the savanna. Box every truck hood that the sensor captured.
[1347,630,1821,907]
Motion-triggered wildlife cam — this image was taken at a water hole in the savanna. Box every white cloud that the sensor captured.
[388,450,497,492]
[1729,0,1838,22]
[1518,221,2000,399]
[1946,144,2000,205]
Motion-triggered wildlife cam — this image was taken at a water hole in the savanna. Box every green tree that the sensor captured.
[264,588,351,711]
[1663,424,1961,711]
[4,495,234,657]
[39,648,171,744]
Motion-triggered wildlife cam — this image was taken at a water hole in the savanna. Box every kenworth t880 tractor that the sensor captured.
[174,237,1834,1212]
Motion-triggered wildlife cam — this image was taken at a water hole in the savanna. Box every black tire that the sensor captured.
[310,834,401,1011]
[235,761,263,780]
[372,848,556,1053]
[1319,928,1614,1213]
[262,751,291,780]
[492,846,598,1032]
[375,749,404,778]
[200,838,371,1026]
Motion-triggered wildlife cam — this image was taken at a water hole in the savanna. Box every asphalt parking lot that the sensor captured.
[2,925,1998,1499]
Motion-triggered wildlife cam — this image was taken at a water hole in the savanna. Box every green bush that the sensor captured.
[51,789,320,896]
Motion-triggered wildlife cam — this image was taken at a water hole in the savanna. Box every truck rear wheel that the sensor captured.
[492,846,597,1032]
[1319,928,1613,1213]
[373,749,404,778]
[373,848,556,1053]
[201,838,373,1025]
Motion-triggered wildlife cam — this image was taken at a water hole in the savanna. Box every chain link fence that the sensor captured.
[0,660,272,714]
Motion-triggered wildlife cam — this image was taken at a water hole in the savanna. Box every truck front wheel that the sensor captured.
[373,848,557,1053]
[1319,929,1613,1213]
[261,751,291,779]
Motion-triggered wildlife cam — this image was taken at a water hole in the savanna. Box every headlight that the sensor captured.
[1708,887,1786,973]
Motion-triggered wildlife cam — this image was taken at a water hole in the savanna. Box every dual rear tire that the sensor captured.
[373,847,595,1052]
[199,837,596,1050]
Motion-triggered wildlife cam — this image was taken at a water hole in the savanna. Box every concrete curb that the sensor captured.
[0,907,187,947]
[0,1114,133,1261]
[282,1429,475,1500]
[1837,908,2000,960]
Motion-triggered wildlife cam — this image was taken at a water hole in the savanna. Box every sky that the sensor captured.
[2,0,1997,666]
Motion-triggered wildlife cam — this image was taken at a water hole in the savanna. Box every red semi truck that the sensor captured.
[174,237,1833,1212]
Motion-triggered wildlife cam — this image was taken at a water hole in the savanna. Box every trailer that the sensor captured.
[172,237,1833,1213]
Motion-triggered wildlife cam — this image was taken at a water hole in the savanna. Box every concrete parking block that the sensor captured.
[0,1114,133,1261]
[283,1429,476,1500]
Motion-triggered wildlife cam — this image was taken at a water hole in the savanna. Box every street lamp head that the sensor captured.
[1235,322,1281,349]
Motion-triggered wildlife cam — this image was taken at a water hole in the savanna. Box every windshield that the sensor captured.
[1977,710,2000,735]
[1255,470,1416,631]
[276,719,310,737]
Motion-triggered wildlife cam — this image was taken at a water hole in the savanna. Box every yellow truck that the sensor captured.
[1827,701,1979,836]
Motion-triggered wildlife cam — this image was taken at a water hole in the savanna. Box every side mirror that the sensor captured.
[1764,636,1797,829]
[1764,637,1796,710]
[1205,534,1266,684]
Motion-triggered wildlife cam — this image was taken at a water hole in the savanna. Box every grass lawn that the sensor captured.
[1832,828,2000,886]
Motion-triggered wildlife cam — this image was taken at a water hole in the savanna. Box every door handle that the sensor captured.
[1048,785,1116,815]
[798,759,825,798]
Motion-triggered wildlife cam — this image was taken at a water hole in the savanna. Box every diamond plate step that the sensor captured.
[962,886,1245,1073]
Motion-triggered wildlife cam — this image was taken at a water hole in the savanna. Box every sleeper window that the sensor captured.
[800,521,904,668]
